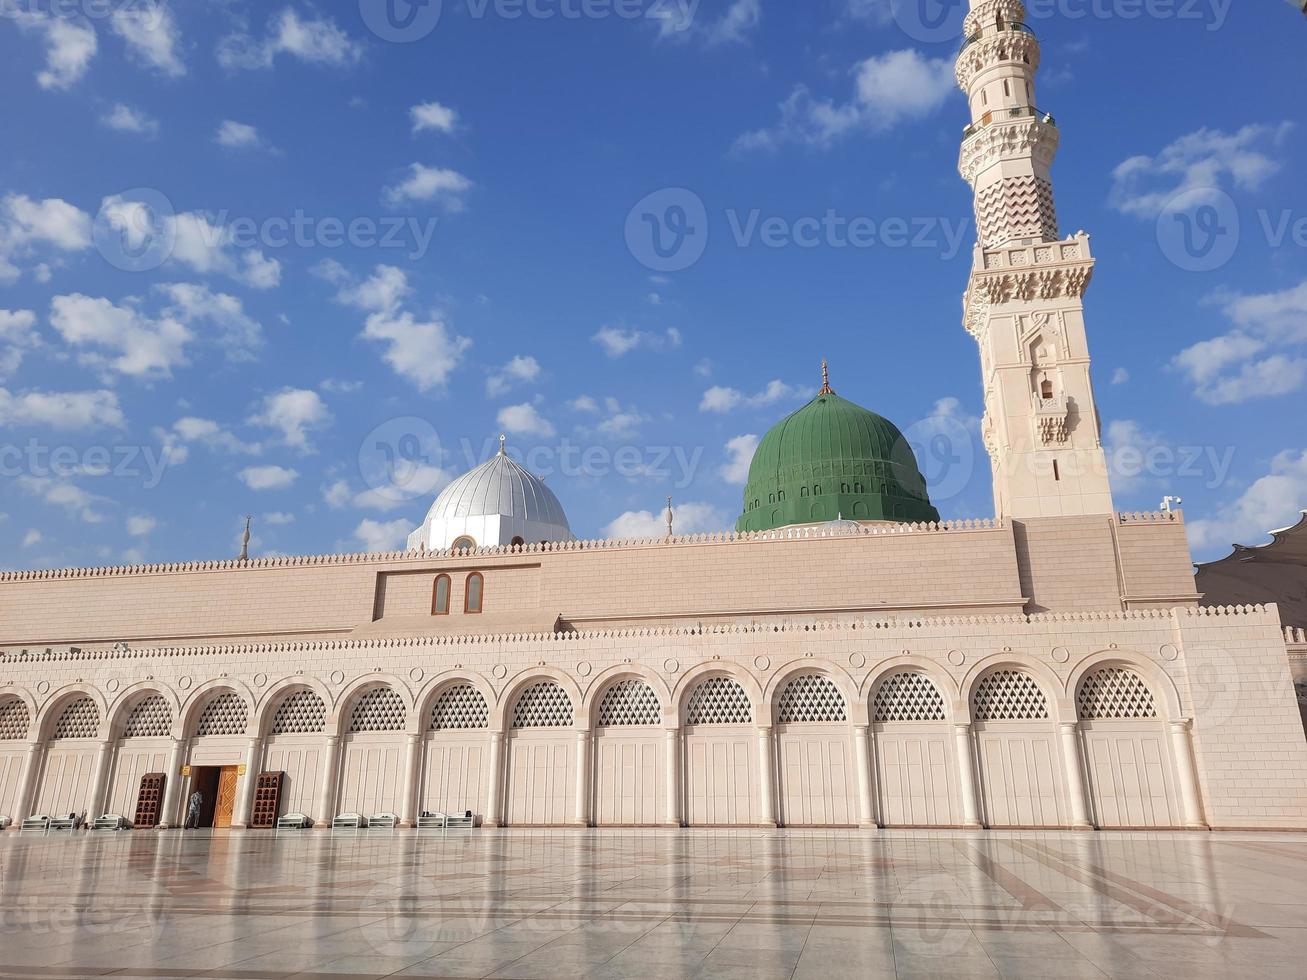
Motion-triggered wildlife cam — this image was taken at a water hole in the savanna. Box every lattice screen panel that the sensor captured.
[1076,667,1159,721]
[430,684,489,731]
[776,674,847,724]
[972,670,1049,722]
[872,672,947,723]
[53,697,100,739]
[511,682,574,728]
[0,698,30,740]
[597,679,661,727]
[194,692,249,737]
[123,695,172,738]
[348,688,407,733]
[270,690,327,735]
[685,676,753,726]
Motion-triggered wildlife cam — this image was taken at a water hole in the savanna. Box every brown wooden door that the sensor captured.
[214,767,239,828]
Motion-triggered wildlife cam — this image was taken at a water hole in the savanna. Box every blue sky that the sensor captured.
[1,0,1304,569]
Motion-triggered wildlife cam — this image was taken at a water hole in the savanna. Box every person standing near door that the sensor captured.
[185,790,203,830]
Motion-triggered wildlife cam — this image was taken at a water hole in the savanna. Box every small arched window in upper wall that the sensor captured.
[432,574,451,616]
[465,572,484,614]
[452,536,476,552]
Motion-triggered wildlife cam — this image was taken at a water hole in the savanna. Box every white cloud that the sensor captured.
[239,465,299,491]
[594,397,648,440]
[363,309,472,392]
[17,475,105,523]
[248,388,332,452]
[101,103,159,136]
[592,325,681,357]
[700,379,799,413]
[0,309,39,380]
[737,49,956,151]
[262,512,296,526]
[1,194,93,282]
[843,0,892,22]
[498,403,555,438]
[215,120,263,149]
[111,4,184,78]
[352,463,451,512]
[1173,280,1307,405]
[49,293,191,381]
[155,282,264,360]
[353,518,412,553]
[411,101,458,134]
[1188,450,1307,553]
[12,11,97,90]
[0,387,124,430]
[486,355,541,396]
[217,9,363,71]
[721,434,759,484]
[21,529,42,549]
[166,210,282,289]
[569,394,600,413]
[604,501,727,539]
[384,164,473,210]
[164,416,260,455]
[323,479,352,509]
[653,0,760,46]
[1111,367,1130,386]
[126,515,156,536]
[336,264,410,313]
[1109,124,1293,218]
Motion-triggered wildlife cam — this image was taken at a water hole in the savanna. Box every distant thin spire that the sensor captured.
[819,358,835,396]
[498,433,507,456]
[238,515,252,562]
[666,496,674,540]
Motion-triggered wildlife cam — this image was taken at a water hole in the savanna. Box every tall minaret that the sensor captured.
[957,0,1113,519]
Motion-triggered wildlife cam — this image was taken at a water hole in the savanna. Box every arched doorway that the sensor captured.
[185,691,251,829]
[871,671,960,827]
[971,669,1067,828]
[504,680,576,826]
[592,678,664,827]
[1077,666,1180,828]
[0,698,31,821]
[36,696,102,817]
[337,687,407,816]
[773,674,858,827]
[421,683,490,820]
[263,688,329,819]
[105,693,173,823]
[682,675,758,826]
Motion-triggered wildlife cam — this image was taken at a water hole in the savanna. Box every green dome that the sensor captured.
[736,387,940,533]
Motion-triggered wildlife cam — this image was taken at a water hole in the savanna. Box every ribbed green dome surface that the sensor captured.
[736,390,940,532]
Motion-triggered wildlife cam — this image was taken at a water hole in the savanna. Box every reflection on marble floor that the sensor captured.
[0,829,1305,979]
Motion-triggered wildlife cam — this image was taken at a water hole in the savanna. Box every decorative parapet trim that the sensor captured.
[0,518,1005,585]
[0,605,1279,665]
[1117,511,1183,525]
[1286,627,1307,648]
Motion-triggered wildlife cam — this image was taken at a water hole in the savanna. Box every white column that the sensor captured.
[954,723,983,829]
[15,740,45,821]
[853,725,878,829]
[484,731,505,827]
[573,729,592,827]
[757,726,777,827]
[85,739,116,820]
[400,733,423,827]
[1059,721,1093,830]
[663,728,681,827]
[314,735,340,828]
[158,738,186,829]
[231,736,263,829]
[1169,719,1208,830]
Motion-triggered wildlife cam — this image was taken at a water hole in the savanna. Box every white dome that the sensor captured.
[407,441,573,551]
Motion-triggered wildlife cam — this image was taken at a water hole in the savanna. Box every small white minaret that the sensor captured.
[957,0,1113,519]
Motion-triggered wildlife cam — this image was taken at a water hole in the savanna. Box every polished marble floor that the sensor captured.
[0,828,1304,980]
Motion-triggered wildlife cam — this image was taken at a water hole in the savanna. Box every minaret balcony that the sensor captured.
[963,105,1055,140]
[959,22,1036,56]
[955,30,1041,89]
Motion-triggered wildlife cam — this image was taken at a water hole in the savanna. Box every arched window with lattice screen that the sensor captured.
[348,688,407,733]
[1076,667,1158,721]
[270,689,327,735]
[775,674,847,724]
[512,682,573,728]
[0,698,30,740]
[872,672,947,723]
[596,679,661,727]
[52,697,100,739]
[194,692,249,737]
[972,670,1049,722]
[430,684,489,731]
[684,676,753,726]
[122,695,172,738]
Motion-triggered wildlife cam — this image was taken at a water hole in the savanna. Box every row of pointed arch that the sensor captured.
[0,665,1162,741]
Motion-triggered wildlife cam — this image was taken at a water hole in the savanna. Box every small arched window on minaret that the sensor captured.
[1041,379,1054,401]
